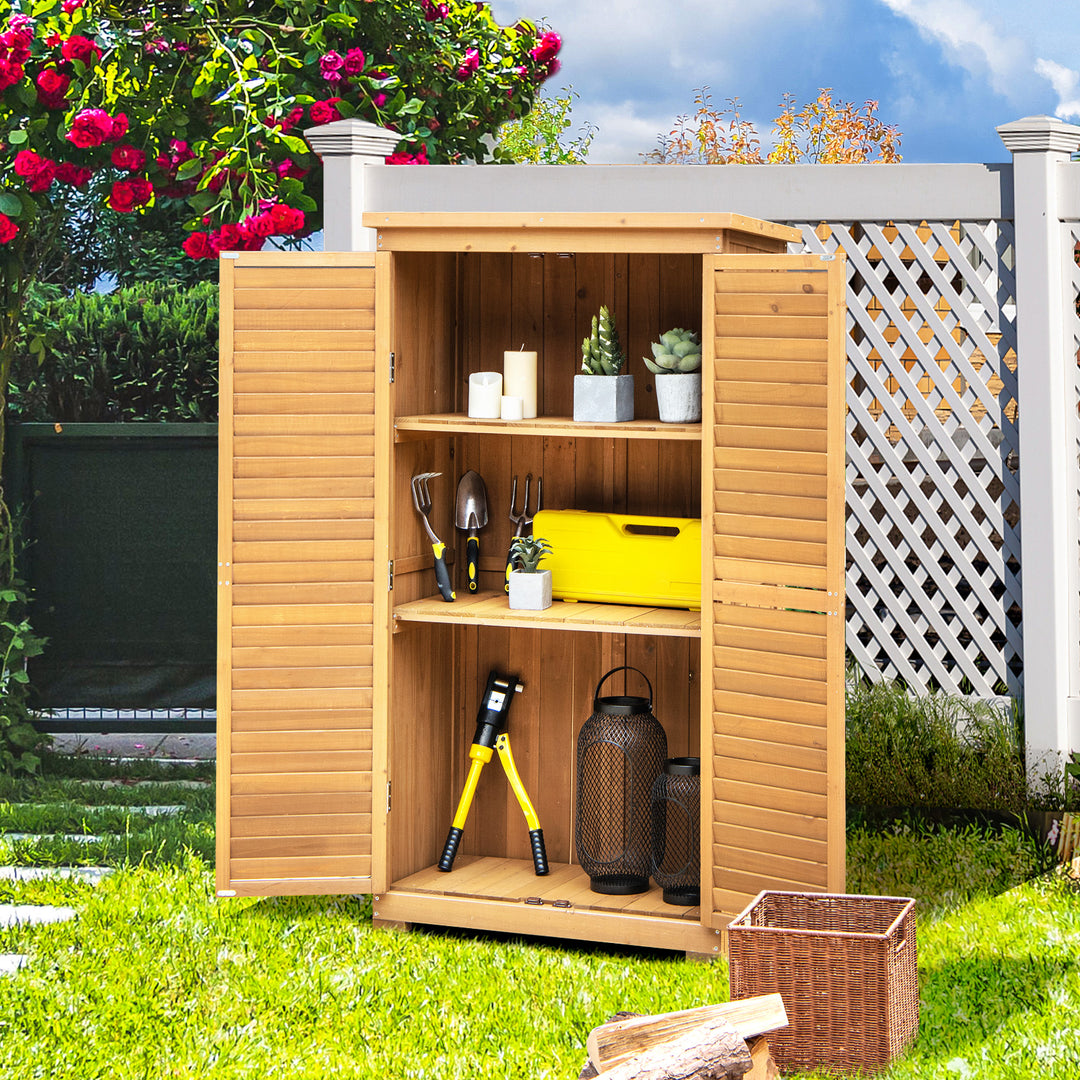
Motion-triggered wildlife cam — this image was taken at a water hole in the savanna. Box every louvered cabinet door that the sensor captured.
[703,253,847,926]
[217,253,381,897]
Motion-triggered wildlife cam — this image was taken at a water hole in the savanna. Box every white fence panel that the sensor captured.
[793,221,1022,698]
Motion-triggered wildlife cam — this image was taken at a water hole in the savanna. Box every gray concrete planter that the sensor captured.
[655,372,702,423]
[573,374,634,422]
[508,569,553,610]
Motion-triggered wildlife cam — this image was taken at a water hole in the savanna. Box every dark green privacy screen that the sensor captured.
[6,423,217,708]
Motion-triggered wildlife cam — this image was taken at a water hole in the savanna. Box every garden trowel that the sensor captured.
[455,470,488,594]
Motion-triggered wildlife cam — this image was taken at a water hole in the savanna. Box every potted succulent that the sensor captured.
[644,328,702,423]
[575,305,634,422]
[508,535,553,610]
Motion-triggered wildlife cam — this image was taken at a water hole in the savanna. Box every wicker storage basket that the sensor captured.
[728,891,918,1073]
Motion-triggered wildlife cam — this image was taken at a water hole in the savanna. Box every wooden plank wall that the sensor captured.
[388,252,703,880]
[217,253,377,897]
[705,253,847,925]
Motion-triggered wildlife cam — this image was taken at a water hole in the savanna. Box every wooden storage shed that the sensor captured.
[216,212,846,956]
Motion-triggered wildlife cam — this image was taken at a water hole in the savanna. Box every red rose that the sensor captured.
[530,30,561,65]
[274,157,308,180]
[108,178,152,212]
[108,180,138,212]
[211,223,247,253]
[0,28,32,64]
[182,232,214,259]
[109,113,129,141]
[62,0,86,12]
[242,211,277,239]
[67,108,115,148]
[0,212,18,244]
[60,35,102,66]
[56,161,93,186]
[36,67,71,108]
[309,98,343,125]
[344,48,366,75]
[0,58,24,90]
[111,144,146,171]
[13,150,56,193]
[454,48,479,81]
[269,203,305,234]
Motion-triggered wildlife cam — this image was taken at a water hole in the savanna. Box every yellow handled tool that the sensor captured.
[438,671,548,875]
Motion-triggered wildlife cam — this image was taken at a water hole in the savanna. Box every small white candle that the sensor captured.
[500,395,524,421]
[468,371,503,418]
[503,350,538,419]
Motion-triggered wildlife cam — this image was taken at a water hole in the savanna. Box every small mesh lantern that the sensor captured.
[650,756,701,906]
[575,667,667,894]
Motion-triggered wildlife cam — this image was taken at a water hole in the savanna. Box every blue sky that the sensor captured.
[487,0,1080,163]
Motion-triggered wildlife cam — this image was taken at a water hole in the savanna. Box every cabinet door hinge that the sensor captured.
[388,351,395,383]
[388,560,394,590]
[386,781,392,814]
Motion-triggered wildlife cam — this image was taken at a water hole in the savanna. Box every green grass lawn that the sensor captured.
[1,754,1078,1077]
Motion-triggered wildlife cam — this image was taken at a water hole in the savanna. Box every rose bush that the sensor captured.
[0,0,561,743]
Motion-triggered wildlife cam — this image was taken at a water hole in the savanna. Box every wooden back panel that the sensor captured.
[703,253,847,926]
[217,253,378,897]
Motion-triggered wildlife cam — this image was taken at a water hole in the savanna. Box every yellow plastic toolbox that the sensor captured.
[531,510,701,610]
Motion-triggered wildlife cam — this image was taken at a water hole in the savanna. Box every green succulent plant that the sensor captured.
[643,327,702,374]
[580,305,625,376]
[509,535,552,573]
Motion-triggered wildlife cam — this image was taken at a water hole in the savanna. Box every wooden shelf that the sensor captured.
[394,413,702,442]
[392,856,701,922]
[393,590,701,638]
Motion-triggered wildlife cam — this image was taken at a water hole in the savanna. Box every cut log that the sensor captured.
[587,994,788,1075]
[594,1018,752,1080]
[744,1037,779,1080]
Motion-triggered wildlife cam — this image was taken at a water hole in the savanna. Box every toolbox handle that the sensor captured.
[594,666,653,710]
[622,522,680,537]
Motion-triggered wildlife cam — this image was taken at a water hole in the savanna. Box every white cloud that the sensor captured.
[878,0,1028,98]
[1035,58,1080,120]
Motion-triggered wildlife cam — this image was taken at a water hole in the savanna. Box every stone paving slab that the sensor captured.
[52,733,216,760]
[3,834,105,844]
[0,904,76,928]
[78,779,211,790]
[7,804,185,817]
[0,866,113,884]
[0,954,27,975]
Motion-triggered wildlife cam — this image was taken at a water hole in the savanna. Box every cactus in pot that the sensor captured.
[575,305,634,421]
[581,306,625,376]
[644,327,702,423]
[508,536,554,610]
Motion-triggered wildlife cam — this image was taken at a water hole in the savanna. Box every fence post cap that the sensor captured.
[997,114,1080,153]
[304,117,400,159]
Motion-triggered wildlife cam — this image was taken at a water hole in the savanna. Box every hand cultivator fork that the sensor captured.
[410,471,455,603]
[504,473,542,593]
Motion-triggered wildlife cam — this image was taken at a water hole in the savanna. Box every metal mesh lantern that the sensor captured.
[650,757,701,906]
[575,667,667,894]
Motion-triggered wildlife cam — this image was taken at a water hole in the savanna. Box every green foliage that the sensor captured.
[498,85,596,163]
[41,186,218,292]
[580,305,624,375]
[847,819,1051,915]
[7,281,219,422]
[2,752,1079,1077]
[644,327,701,374]
[0,579,47,776]
[845,673,1028,812]
[509,534,551,572]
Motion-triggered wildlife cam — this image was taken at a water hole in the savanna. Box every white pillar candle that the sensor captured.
[468,371,503,418]
[503,350,538,419]
[500,395,524,421]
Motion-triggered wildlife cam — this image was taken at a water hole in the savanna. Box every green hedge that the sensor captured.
[7,282,219,423]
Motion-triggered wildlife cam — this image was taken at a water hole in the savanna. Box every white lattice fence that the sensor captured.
[791,221,1022,697]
